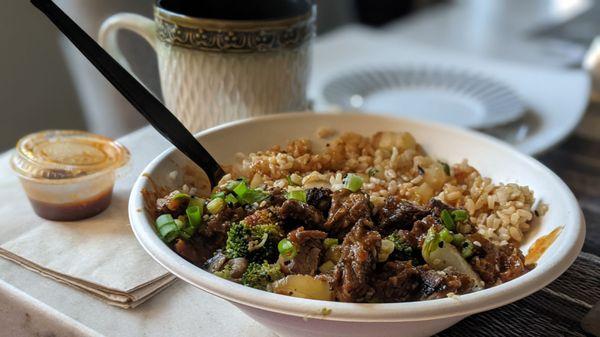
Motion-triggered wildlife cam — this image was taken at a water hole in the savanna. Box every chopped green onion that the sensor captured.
[277,239,297,260]
[174,218,185,230]
[210,191,225,200]
[378,239,396,262]
[232,181,270,205]
[344,173,363,192]
[188,196,205,208]
[238,188,269,205]
[155,214,179,243]
[440,209,456,231]
[421,227,439,261]
[286,173,302,186]
[367,168,379,177]
[452,209,469,222]
[439,161,451,176]
[155,212,197,243]
[172,193,190,202]
[207,198,225,214]
[156,214,174,228]
[461,241,475,258]
[323,238,339,249]
[159,222,180,243]
[186,206,202,230]
[225,178,246,191]
[224,193,238,205]
[233,181,249,197]
[167,193,190,211]
[439,228,453,243]
[452,233,465,246]
[286,189,307,203]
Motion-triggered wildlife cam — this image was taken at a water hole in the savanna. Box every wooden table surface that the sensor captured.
[538,101,600,256]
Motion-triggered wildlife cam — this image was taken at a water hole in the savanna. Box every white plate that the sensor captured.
[129,112,584,337]
[323,66,525,129]
[310,26,591,155]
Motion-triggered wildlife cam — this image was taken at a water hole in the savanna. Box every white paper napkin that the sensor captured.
[0,127,175,308]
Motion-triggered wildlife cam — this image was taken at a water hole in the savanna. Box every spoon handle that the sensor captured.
[31,0,225,187]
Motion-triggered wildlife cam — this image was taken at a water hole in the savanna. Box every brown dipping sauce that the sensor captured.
[525,226,563,265]
[27,189,113,221]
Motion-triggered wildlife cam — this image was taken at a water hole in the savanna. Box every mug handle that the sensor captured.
[98,13,157,73]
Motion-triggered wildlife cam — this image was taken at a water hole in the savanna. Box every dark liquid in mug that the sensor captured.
[28,189,113,221]
[156,0,312,20]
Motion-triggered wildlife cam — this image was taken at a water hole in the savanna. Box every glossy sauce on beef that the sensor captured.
[157,185,535,303]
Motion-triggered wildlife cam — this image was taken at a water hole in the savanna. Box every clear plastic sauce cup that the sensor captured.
[10,130,130,221]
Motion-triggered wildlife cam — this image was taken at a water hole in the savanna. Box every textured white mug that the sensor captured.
[99,1,315,132]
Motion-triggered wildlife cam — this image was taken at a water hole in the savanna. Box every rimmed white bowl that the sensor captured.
[129,112,584,337]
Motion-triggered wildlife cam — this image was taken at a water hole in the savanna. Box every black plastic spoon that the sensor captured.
[31,0,225,187]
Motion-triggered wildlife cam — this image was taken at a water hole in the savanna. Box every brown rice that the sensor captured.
[225,131,544,246]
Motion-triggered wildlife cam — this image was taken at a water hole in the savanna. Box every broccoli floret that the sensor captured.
[225,222,250,259]
[248,223,284,263]
[251,223,284,240]
[386,232,421,264]
[241,262,284,290]
[225,222,283,263]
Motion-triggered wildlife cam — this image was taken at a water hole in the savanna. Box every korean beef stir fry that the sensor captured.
[153,177,533,303]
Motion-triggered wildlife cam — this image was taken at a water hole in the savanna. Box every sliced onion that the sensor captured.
[268,275,333,301]
[428,242,484,290]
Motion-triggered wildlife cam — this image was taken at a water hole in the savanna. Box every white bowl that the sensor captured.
[129,113,584,337]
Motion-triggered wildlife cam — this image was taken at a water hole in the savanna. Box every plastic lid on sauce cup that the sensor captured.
[10,130,130,182]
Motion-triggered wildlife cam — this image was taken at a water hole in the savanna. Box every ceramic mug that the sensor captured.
[99,0,315,132]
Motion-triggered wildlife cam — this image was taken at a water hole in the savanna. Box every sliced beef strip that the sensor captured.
[427,198,458,217]
[174,234,222,267]
[375,197,429,235]
[323,189,372,236]
[190,205,248,264]
[371,261,421,302]
[467,233,528,287]
[466,234,498,286]
[417,266,474,300]
[203,206,246,237]
[410,215,442,247]
[306,188,332,217]
[174,239,203,266]
[387,229,420,262]
[279,200,325,230]
[263,187,288,208]
[281,227,327,276]
[155,190,190,216]
[330,219,381,302]
[242,208,277,227]
[288,226,328,243]
[391,229,418,248]
[498,244,530,283]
